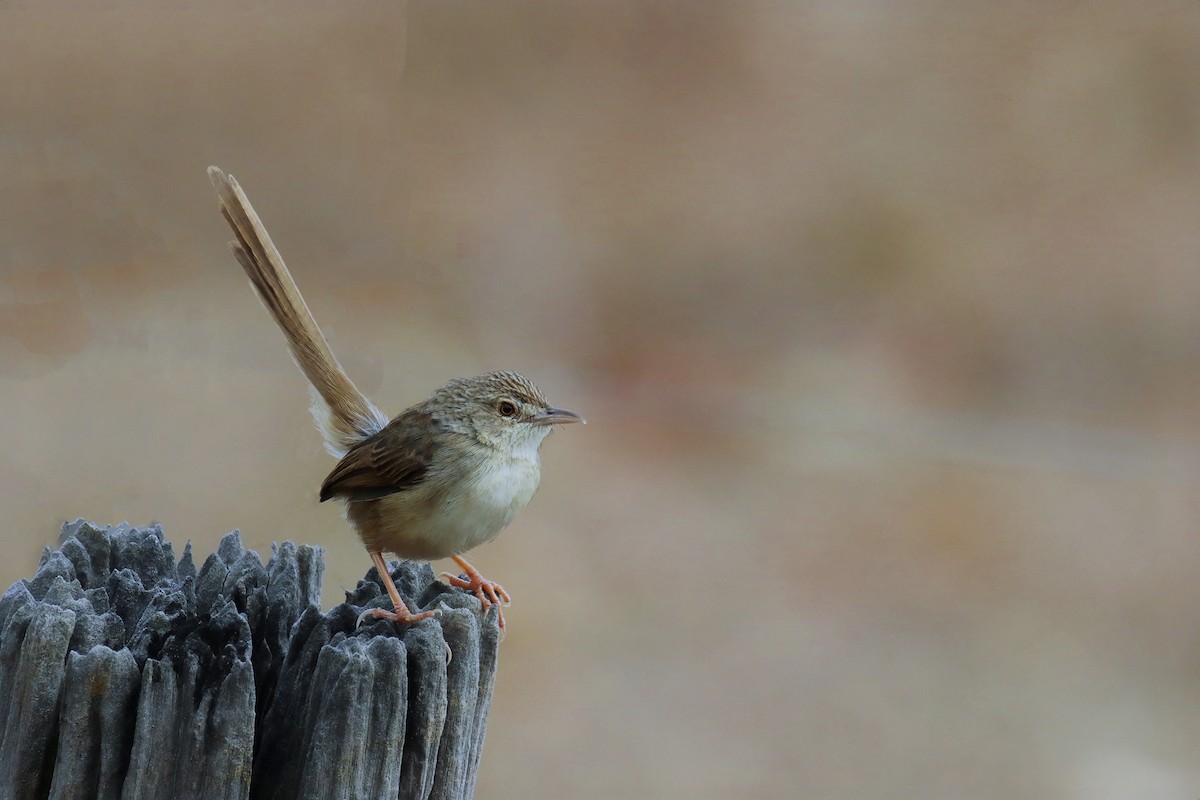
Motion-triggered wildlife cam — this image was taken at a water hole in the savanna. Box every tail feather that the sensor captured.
[208,166,387,456]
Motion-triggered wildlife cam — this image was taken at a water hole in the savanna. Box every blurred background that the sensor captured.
[3,2,1200,797]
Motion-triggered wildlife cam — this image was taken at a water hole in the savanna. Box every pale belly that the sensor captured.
[348,452,542,560]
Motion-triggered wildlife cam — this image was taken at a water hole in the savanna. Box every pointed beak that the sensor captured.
[529,407,586,426]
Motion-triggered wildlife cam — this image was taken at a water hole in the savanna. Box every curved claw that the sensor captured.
[438,570,509,629]
[355,605,439,629]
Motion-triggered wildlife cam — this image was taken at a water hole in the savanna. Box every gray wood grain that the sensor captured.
[0,520,499,800]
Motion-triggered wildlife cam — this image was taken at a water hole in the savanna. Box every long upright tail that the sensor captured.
[208,166,388,457]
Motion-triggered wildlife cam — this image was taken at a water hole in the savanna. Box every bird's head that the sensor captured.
[431,370,584,452]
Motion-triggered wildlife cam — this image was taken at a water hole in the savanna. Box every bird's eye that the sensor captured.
[498,400,518,418]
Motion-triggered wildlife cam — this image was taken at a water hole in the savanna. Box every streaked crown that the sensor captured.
[434,371,549,407]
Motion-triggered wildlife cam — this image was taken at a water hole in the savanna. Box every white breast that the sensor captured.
[361,439,543,560]
[450,440,543,548]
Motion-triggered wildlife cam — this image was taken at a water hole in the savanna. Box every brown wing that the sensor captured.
[318,409,439,502]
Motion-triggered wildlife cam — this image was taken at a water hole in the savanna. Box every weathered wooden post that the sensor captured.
[0,520,499,800]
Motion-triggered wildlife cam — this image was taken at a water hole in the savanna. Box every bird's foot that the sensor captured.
[355,605,439,629]
[439,568,510,629]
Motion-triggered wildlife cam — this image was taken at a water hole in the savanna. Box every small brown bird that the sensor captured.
[208,167,582,630]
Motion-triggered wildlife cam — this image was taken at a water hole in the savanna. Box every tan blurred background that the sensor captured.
[4,2,1200,797]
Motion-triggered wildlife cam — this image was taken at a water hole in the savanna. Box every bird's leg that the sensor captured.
[358,551,439,627]
[439,555,511,629]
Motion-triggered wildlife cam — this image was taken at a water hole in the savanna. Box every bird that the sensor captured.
[207,166,582,630]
